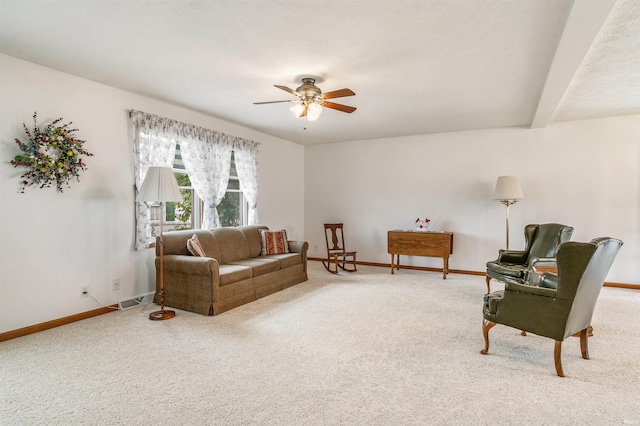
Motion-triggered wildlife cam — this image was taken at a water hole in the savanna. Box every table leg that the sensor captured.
[443,256,449,279]
[390,254,395,274]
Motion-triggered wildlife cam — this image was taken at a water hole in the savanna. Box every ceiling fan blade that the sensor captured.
[274,85,299,97]
[323,102,357,113]
[253,100,295,105]
[322,88,355,100]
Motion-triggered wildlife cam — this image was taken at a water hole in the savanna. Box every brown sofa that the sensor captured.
[154,225,308,315]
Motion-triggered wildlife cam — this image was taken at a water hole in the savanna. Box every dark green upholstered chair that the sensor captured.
[485,223,574,293]
[481,237,623,377]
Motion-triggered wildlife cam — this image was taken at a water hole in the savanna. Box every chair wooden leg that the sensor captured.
[322,256,339,274]
[480,319,496,355]
[580,328,589,360]
[486,276,491,294]
[554,341,565,377]
[337,255,357,272]
[521,330,527,336]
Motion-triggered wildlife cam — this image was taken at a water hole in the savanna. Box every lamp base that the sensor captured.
[148,310,176,321]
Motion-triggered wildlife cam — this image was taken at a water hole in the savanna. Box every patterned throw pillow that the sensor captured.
[187,234,206,257]
[260,229,290,255]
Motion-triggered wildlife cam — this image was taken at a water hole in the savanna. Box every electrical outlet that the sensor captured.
[81,287,89,298]
[112,278,120,291]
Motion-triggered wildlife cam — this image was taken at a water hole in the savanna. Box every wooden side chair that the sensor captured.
[323,223,357,274]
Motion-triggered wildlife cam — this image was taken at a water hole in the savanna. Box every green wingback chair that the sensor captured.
[485,223,574,293]
[480,237,623,377]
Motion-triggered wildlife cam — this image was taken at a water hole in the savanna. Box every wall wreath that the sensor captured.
[10,112,93,193]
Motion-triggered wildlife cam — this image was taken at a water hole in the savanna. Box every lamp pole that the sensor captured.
[500,199,518,249]
[493,176,524,250]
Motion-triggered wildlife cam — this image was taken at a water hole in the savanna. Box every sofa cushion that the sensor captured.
[229,258,280,277]
[260,229,290,255]
[212,227,252,264]
[218,264,253,286]
[262,253,302,269]
[239,225,269,258]
[187,234,206,257]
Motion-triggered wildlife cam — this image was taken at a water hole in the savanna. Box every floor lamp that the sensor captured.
[493,176,524,249]
[136,166,182,321]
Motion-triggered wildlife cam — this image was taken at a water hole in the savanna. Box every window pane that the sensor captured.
[174,172,191,186]
[218,191,241,227]
[227,179,240,190]
[174,143,185,170]
[229,151,238,178]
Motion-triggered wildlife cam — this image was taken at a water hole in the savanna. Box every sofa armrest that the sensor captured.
[288,240,309,272]
[288,240,307,253]
[161,254,220,276]
[158,255,221,312]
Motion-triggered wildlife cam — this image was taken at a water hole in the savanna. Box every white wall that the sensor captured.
[305,116,640,284]
[0,54,305,333]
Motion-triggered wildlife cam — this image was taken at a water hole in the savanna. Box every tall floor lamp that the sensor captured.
[136,166,182,321]
[493,176,524,249]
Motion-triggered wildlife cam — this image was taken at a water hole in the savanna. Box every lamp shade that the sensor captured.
[493,176,524,201]
[136,166,182,202]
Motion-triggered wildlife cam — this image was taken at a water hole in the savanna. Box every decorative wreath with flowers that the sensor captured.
[10,112,93,193]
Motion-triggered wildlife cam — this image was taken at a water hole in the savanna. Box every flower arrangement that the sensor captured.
[415,217,431,231]
[10,112,93,193]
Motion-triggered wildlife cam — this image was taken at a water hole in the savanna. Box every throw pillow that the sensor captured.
[187,234,206,257]
[260,229,290,255]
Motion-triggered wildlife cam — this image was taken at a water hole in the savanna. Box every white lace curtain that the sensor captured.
[130,111,179,250]
[180,131,233,229]
[233,138,259,225]
[129,110,260,249]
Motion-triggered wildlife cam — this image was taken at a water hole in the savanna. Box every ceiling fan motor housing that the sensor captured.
[297,78,322,104]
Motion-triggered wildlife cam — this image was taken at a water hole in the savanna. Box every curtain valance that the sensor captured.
[129,110,259,150]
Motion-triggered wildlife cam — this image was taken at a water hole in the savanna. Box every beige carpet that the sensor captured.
[1,262,639,425]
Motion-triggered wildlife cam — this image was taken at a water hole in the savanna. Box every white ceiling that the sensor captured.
[0,0,638,145]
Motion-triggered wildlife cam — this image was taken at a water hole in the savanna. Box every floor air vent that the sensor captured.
[119,292,155,310]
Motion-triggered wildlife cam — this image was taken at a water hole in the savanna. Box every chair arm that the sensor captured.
[537,272,559,290]
[497,249,528,264]
[505,281,557,297]
[161,255,220,276]
[530,257,557,267]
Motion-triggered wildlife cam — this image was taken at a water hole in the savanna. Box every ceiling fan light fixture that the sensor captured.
[307,102,322,121]
[290,103,305,118]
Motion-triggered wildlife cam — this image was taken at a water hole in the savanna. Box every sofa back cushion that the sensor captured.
[159,229,221,260]
[239,225,269,258]
[211,227,251,264]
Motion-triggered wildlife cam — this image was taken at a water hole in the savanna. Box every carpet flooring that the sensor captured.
[1,262,639,425]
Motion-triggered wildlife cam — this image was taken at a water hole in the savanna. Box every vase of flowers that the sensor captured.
[415,217,431,232]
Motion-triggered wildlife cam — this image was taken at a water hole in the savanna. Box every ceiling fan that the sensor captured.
[254,78,356,121]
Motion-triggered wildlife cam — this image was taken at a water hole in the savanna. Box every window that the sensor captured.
[217,152,247,227]
[151,146,246,235]
[131,109,259,250]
